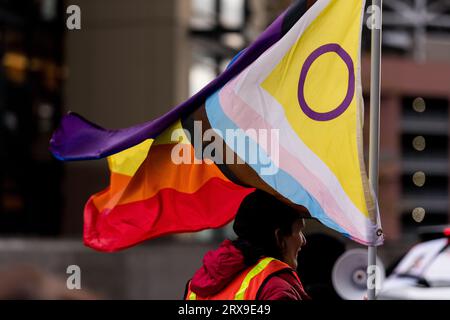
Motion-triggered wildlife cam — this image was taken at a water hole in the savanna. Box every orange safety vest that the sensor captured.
[185,257,298,300]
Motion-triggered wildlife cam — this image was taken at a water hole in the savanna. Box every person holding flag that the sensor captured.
[185,190,310,301]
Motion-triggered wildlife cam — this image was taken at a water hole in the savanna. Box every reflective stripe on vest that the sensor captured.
[188,291,197,300]
[187,257,292,300]
[234,257,275,300]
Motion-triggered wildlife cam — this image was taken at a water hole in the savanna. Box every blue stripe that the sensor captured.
[205,90,351,238]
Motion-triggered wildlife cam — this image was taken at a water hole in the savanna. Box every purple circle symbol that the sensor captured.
[298,43,355,121]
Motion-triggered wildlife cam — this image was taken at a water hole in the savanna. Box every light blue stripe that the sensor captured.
[206,91,351,238]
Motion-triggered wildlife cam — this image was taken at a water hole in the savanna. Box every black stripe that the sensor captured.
[282,0,309,36]
[181,110,246,186]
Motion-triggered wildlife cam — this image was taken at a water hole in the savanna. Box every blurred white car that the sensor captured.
[379,226,450,300]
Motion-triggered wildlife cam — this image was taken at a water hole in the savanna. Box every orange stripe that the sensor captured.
[92,143,229,210]
[92,172,132,212]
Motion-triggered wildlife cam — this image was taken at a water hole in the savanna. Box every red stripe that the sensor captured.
[84,178,255,252]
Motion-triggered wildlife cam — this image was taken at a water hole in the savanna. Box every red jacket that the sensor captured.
[187,240,310,300]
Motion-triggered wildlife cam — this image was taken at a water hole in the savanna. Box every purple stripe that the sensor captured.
[50,9,289,161]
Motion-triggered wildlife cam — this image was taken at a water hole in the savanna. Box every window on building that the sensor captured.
[401,96,450,230]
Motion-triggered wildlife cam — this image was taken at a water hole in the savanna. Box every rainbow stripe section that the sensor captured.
[84,121,253,252]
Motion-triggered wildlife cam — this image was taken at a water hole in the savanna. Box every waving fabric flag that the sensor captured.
[51,0,383,252]
[83,120,254,251]
[206,0,383,246]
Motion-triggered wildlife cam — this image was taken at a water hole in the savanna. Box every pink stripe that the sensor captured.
[218,78,365,239]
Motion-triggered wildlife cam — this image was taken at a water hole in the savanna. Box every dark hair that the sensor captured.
[232,190,303,266]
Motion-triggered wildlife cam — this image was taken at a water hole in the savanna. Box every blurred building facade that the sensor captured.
[0,0,65,236]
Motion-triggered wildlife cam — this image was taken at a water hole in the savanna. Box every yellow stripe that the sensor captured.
[234,258,275,300]
[107,120,191,177]
[154,119,190,146]
[107,139,153,177]
[261,0,369,216]
[188,291,197,300]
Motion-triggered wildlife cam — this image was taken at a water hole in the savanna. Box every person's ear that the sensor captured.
[275,228,285,250]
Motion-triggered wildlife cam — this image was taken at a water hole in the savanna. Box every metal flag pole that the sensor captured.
[368,0,383,301]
